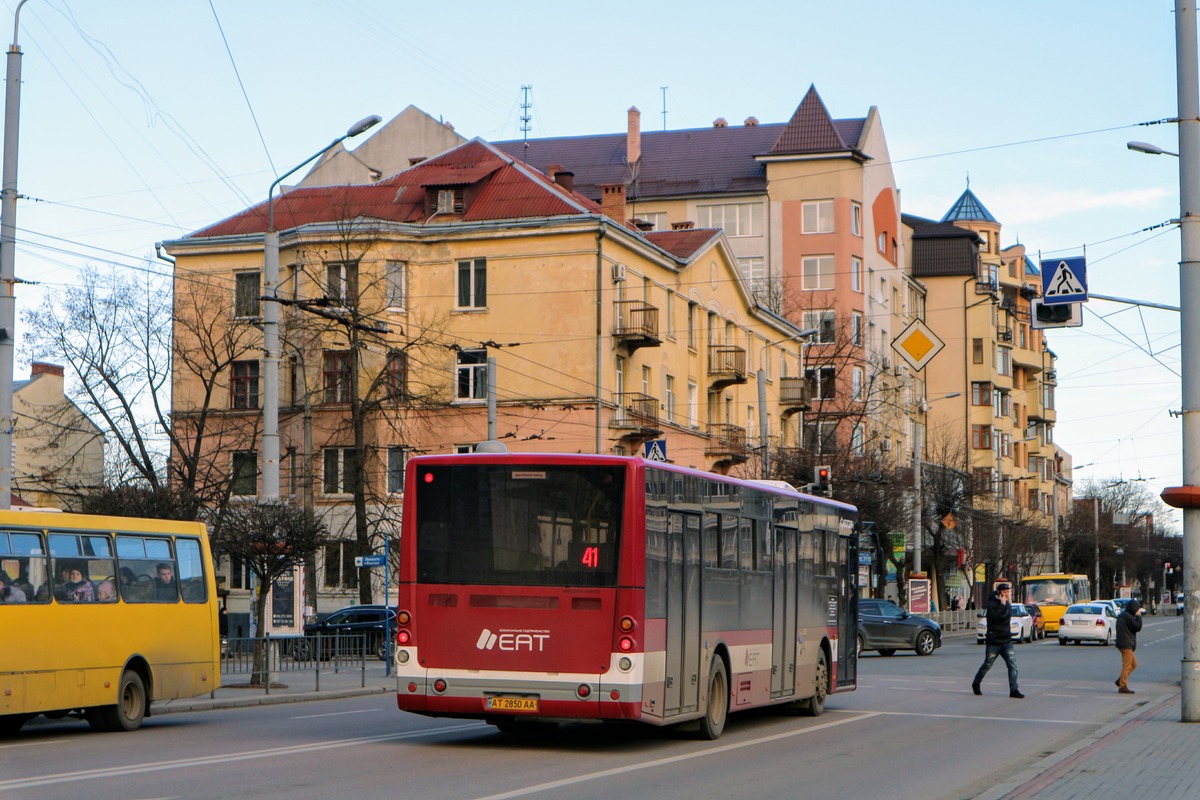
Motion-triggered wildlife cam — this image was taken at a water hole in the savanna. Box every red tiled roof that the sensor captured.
[644,228,722,260]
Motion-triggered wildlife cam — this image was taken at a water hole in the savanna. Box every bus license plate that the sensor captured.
[485,695,539,712]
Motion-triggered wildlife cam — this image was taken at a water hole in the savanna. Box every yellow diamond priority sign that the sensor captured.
[892,320,945,372]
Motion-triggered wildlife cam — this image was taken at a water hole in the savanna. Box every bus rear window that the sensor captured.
[415,464,624,587]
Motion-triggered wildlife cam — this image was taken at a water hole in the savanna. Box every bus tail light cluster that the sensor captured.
[396,609,412,645]
[617,615,638,654]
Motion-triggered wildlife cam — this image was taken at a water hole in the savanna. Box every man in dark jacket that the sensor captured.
[1115,597,1143,693]
[972,582,1023,698]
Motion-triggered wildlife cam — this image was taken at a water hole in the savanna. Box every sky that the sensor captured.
[2,0,1187,526]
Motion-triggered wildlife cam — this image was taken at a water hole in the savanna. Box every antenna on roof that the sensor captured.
[520,85,533,144]
[660,86,668,131]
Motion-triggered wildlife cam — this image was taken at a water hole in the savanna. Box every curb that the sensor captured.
[152,686,391,715]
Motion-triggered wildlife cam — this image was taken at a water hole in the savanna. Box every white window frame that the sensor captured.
[851,257,862,293]
[695,202,762,237]
[802,200,835,234]
[851,312,863,346]
[455,349,488,401]
[687,381,699,429]
[326,262,358,307]
[456,258,487,309]
[802,255,835,290]
[385,261,406,309]
[851,366,864,401]
[851,202,862,236]
[803,310,836,344]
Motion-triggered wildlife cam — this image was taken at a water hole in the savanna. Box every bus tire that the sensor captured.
[0,713,31,736]
[697,657,728,740]
[101,670,146,732]
[799,650,828,717]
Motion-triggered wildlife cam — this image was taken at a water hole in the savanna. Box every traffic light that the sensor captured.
[814,465,831,496]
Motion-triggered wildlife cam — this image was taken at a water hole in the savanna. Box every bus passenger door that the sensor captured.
[665,512,701,717]
[771,525,797,699]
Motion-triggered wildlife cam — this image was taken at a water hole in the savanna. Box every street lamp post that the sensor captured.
[755,327,818,479]
[912,391,961,578]
[261,115,381,501]
[0,0,30,510]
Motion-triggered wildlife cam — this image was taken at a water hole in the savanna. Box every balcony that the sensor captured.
[613,300,661,353]
[609,392,663,440]
[779,376,813,417]
[997,328,1013,343]
[705,423,749,463]
[707,344,748,390]
[1044,369,1057,384]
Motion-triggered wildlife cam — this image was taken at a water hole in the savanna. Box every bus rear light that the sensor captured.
[397,629,411,645]
[397,650,410,665]
[407,682,417,693]
[433,679,447,693]
[618,657,632,672]
[618,636,634,652]
[397,610,411,625]
[576,684,591,699]
[610,690,620,701]
[618,616,636,632]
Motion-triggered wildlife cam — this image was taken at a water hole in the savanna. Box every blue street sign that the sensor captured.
[355,554,386,568]
[1041,256,1088,305]
[644,440,667,461]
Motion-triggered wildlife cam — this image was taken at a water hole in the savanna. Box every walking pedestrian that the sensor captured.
[972,582,1023,698]
[1115,596,1143,694]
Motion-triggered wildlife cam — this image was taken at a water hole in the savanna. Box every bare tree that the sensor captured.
[208,501,326,684]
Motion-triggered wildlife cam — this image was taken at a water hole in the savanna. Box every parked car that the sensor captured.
[976,602,1035,644]
[1112,597,1145,616]
[1058,603,1117,645]
[1026,603,1047,639]
[857,598,942,656]
[293,604,396,661]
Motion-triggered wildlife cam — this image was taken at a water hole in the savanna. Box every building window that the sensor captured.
[807,367,836,400]
[803,421,838,454]
[802,200,835,234]
[665,375,676,423]
[230,360,260,409]
[456,348,488,400]
[851,313,863,347]
[637,211,668,231]
[851,424,864,456]
[877,232,888,254]
[997,346,1012,377]
[803,310,836,344]
[851,203,862,236]
[851,257,862,293]
[387,447,407,494]
[234,271,261,318]
[384,350,407,400]
[851,367,864,401]
[971,424,993,450]
[1043,383,1056,410]
[973,468,993,495]
[994,390,1012,418]
[323,350,352,404]
[457,258,487,308]
[972,338,984,365]
[231,451,257,496]
[696,202,762,236]
[802,255,835,290]
[326,262,358,307]
[972,382,993,406]
[385,261,406,309]
[322,540,360,590]
[687,381,699,428]
[737,256,767,297]
[322,447,359,495]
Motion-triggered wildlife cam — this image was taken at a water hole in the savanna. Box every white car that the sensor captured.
[1058,603,1118,645]
[976,602,1035,644]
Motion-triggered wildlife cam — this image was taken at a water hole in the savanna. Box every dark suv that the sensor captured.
[294,604,396,661]
[857,598,942,656]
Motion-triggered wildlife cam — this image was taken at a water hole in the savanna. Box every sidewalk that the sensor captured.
[152,661,397,715]
[980,688,1200,800]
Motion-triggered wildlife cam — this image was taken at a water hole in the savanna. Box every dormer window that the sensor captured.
[427,186,465,214]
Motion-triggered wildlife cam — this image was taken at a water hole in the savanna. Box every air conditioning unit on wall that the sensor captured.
[880,439,893,452]
[612,263,627,282]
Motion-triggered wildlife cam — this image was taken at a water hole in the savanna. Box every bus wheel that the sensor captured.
[800,651,828,717]
[101,670,146,732]
[697,658,729,740]
[0,713,31,736]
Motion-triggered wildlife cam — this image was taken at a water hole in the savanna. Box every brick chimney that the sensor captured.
[627,107,641,166]
[30,362,64,379]
[601,184,627,223]
[671,220,695,230]
[556,171,575,193]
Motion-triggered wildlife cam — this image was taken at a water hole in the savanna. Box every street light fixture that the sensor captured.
[262,115,381,501]
[1127,140,1180,157]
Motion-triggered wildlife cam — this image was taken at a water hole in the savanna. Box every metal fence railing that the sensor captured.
[219,633,377,694]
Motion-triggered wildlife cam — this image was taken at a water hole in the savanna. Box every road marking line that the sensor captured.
[0,724,483,791]
[468,712,882,800]
[290,709,380,720]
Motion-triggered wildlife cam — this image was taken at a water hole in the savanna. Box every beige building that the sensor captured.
[164,138,819,611]
[907,189,1070,585]
[12,362,105,509]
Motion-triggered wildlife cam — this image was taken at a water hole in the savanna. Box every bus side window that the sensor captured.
[176,538,208,604]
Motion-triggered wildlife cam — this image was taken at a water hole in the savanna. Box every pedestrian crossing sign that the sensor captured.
[1041,256,1087,305]
[644,440,667,461]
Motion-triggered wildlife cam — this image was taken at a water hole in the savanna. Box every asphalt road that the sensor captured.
[0,615,1182,800]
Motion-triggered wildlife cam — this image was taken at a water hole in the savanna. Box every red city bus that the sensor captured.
[394,452,859,739]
